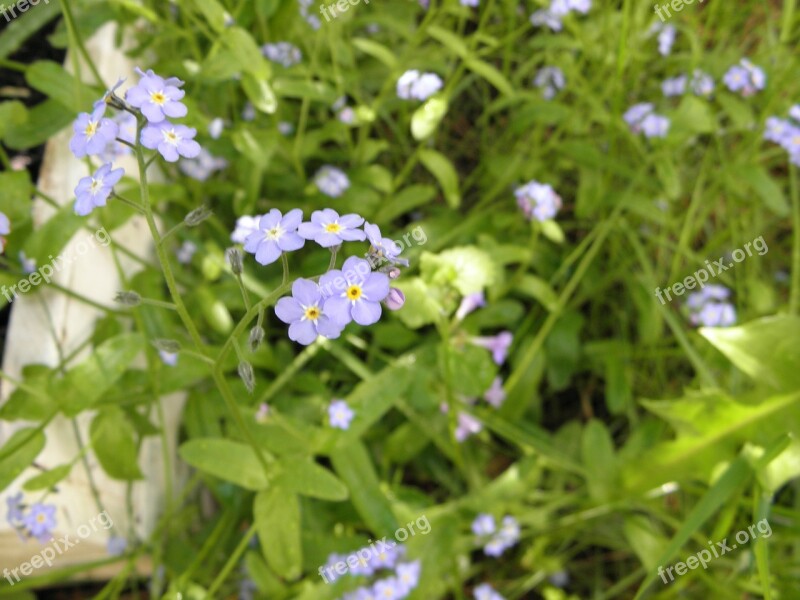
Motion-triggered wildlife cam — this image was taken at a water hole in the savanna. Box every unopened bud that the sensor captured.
[387,267,401,280]
[184,205,213,227]
[227,248,243,275]
[152,339,181,353]
[114,291,142,306]
[385,288,405,310]
[238,361,255,394]
[249,326,265,352]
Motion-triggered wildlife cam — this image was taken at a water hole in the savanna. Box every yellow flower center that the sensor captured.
[90,179,101,193]
[794,135,800,146]
[325,222,342,233]
[346,285,362,301]
[304,306,320,321]
[84,121,98,138]
[37,514,45,523]
[266,226,283,241]
[150,91,167,105]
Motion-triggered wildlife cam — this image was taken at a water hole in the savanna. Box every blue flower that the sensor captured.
[455,412,483,442]
[396,70,443,101]
[471,514,496,536]
[231,214,263,244]
[395,560,421,595]
[690,70,715,97]
[6,492,24,526]
[179,148,228,182]
[262,42,302,67]
[107,535,128,556]
[276,278,344,345]
[724,59,766,96]
[455,292,485,321]
[299,209,366,247]
[159,350,178,366]
[372,577,402,600]
[314,166,351,197]
[69,104,119,159]
[662,75,687,97]
[23,503,57,542]
[141,122,202,162]
[686,285,737,328]
[74,163,125,216]
[484,377,505,408]
[474,583,506,600]
[319,256,390,327]
[328,399,355,429]
[0,211,10,252]
[483,516,520,557]
[471,331,513,365]
[243,209,305,266]
[533,66,565,100]
[125,67,187,123]
[365,222,408,266]
[514,180,562,221]
[624,103,670,138]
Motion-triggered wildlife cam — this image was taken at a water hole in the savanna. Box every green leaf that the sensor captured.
[351,38,397,68]
[735,165,789,217]
[242,72,278,114]
[0,428,46,490]
[22,200,85,268]
[23,464,72,491]
[0,101,27,139]
[420,246,497,295]
[671,95,717,135]
[222,27,270,78]
[57,334,144,416]
[581,420,618,501]
[393,277,443,329]
[179,438,268,490]
[4,99,73,150]
[700,315,800,391]
[90,407,143,480]
[26,60,97,112]
[254,487,302,579]
[418,149,461,208]
[445,343,497,397]
[0,365,54,421]
[373,185,436,223]
[273,458,349,500]
[0,0,60,60]
[517,275,559,311]
[331,441,398,534]
[464,57,514,97]
[187,0,228,31]
[411,97,448,141]
[427,25,470,58]
[272,78,337,103]
[717,92,754,129]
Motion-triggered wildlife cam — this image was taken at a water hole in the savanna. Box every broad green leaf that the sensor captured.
[700,315,800,391]
[444,343,497,397]
[0,428,46,490]
[0,101,27,139]
[57,334,144,416]
[427,25,470,58]
[717,92,754,128]
[0,365,54,421]
[581,420,618,501]
[736,165,789,217]
[242,72,278,114]
[0,0,60,60]
[26,60,97,112]
[254,487,302,579]
[464,57,514,96]
[411,97,448,141]
[23,463,72,491]
[517,275,559,311]
[222,27,270,78]
[22,200,85,268]
[420,246,497,295]
[418,149,460,208]
[90,407,143,480]
[331,441,398,535]
[188,0,228,31]
[273,458,349,501]
[671,95,716,134]
[624,515,668,572]
[4,99,73,150]
[179,438,268,490]
[373,185,436,222]
[393,277,443,329]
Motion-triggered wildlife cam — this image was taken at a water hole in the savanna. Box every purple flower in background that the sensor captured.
[179,147,228,181]
[515,180,562,221]
[159,350,178,366]
[107,536,128,556]
[474,583,506,600]
[455,292,486,321]
[5,492,24,526]
[530,9,562,31]
[19,251,36,274]
[396,561,421,595]
[176,241,197,264]
[320,256,390,326]
[0,212,10,251]
[764,117,792,144]
[99,111,137,163]
[141,122,202,162]
[724,59,766,96]
[314,166,350,197]
[245,210,303,263]
[256,402,271,423]
[125,67,187,123]
[69,104,119,159]
[641,113,670,138]
[658,24,676,56]
[262,42,302,67]
[372,577,402,600]
[471,514,496,536]
[455,411,483,442]
[483,516,520,557]
[208,118,225,139]
[231,215,263,244]
[397,70,421,99]
[23,503,57,542]
[533,66,565,100]
[790,105,800,122]
[396,70,443,101]
[624,103,669,138]
[690,70,715,96]
[567,0,591,13]
[662,75,686,97]
[74,163,125,216]
[484,377,505,408]
[298,209,366,247]
[328,399,355,429]
[461,0,479,6]
[275,278,343,344]
[624,103,654,128]
[471,331,513,365]
[686,285,736,327]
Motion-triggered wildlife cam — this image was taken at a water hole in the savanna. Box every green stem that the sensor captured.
[790,163,799,315]
[57,0,105,87]
[206,523,257,597]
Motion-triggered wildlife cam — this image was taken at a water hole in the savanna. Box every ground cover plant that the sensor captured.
[0,0,799,598]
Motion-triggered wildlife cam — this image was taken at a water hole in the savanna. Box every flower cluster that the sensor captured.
[686,284,736,328]
[396,70,443,101]
[530,0,591,32]
[662,70,715,98]
[471,514,521,557]
[723,59,766,97]
[321,544,421,600]
[764,105,800,166]
[262,42,303,67]
[623,103,670,139]
[69,68,204,216]
[6,493,57,543]
[179,148,228,182]
[533,66,566,100]
[514,180,563,222]
[297,0,321,29]
[231,211,405,345]
[314,166,351,197]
